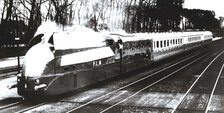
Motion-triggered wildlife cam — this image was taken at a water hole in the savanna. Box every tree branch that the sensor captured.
[18,0,31,12]
[13,5,29,20]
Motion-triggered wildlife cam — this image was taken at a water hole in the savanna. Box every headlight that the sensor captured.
[34,79,40,84]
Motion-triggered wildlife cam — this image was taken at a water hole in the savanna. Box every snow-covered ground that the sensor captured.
[0,76,21,100]
[0,57,24,69]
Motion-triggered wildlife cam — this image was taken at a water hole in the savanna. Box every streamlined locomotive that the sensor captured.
[16,22,213,96]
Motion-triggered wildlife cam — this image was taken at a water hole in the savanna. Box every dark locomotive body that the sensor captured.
[17,23,213,96]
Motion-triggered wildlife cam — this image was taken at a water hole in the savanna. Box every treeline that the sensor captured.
[124,0,220,33]
[182,9,220,30]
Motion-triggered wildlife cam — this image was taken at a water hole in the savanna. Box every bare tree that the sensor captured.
[50,0,75,25]
[18,0,48,43]
[1,0,8,22]
[0,0,16,22]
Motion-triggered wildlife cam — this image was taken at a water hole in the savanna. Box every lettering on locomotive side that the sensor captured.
[93,60,102,66]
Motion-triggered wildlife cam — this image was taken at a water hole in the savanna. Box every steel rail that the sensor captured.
[171,50,224,113]
[66,51,203,113]
[205,63,224,113]
[100,51,208,113]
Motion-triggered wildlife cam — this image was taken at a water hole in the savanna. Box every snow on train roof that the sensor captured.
[34,21,106,50]
[108,31,212,42]
[108,33,152,42]
[148,31,211,40]
[108,32,188,41]
[35,22,212,49]
[53,27,106,50]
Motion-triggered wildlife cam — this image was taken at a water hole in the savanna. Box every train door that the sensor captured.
[117,39,123,74]
[148,40,153,62]
[147,40,154,62]
[105,38,123,74]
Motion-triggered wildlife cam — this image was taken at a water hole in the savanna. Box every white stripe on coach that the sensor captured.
[60,47,115,66]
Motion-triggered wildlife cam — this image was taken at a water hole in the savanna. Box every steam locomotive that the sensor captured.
[15,22,213,97]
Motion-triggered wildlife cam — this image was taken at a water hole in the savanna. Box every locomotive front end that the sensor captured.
[17,36,55,96]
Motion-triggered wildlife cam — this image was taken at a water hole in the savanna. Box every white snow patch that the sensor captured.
[34,21,107,50]
[24,102,75,113]
[0,77,21,100]
[207,95,224,111]
[135,92,183,108]
[62,88,107,102]
[24,43,54,77]
[0,57,23,68]
[34,21,60,38]
[53,25,106,49]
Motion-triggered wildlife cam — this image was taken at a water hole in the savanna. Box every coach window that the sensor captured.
[157,41,159,48]
[173,39,175,45]
[160,41,163,48]
[167,40,169,47]
[164,40,166,47]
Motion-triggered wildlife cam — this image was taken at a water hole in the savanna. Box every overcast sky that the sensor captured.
[184,0,224,18]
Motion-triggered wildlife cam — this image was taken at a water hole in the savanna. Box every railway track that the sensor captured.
[62,40,224,113]
[0,99,47,113]
[0,46,203,113]
[0,101,21,111]
[0,67,22,80]
[0,66,21,74]
[19,46,212,113]
[0,98,23,110]
[65,48,210,113]
[172,51,224,113]
[0,53,221,113]
[0,40,223,113]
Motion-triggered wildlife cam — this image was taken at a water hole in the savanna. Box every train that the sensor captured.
[15,22,213,97]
